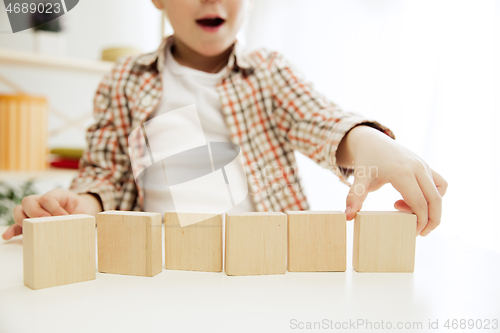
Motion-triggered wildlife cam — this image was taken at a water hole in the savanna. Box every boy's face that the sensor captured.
[152,0,251,57]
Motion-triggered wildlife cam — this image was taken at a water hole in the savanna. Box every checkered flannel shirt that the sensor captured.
[69,35,395,212]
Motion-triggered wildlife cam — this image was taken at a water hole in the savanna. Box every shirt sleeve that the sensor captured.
[68,57,134,211]
[268,51,395,186]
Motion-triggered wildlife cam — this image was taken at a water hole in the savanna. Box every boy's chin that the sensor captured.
[195,40,235,57]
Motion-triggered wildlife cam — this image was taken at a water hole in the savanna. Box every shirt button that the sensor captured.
[142,95,153,107]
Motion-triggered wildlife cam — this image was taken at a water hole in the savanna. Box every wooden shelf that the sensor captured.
[0,48,113,74]
[0,167,77,182]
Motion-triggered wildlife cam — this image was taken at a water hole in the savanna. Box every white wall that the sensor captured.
[244,0,500,253]
[0,0,162,58]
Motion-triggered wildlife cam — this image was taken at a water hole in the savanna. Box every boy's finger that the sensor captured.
[345,175,373,220]
[394,199,412,212]
[2,224,22,240]
[22,195,52,219]
[38,195,70,217]
[1,225,13,240]
[391,175,428,236]
[416,170,442,237]
[13,205,28,226]
[431,169,448,197]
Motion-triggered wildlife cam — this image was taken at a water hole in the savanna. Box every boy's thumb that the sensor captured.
[345,176,372,221]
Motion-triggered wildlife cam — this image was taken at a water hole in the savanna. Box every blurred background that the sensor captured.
[0,0,498,253]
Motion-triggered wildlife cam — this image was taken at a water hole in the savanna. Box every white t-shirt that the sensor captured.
[143,46,255,216]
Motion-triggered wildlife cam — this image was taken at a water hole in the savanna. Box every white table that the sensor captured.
[1,224,499,333]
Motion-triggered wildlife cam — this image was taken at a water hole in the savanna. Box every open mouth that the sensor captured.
[196,17,225,30]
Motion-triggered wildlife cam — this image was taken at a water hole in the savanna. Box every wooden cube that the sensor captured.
[353,211,417,273]
[23,214,96,290]
[225,212,287,276]
[164,212,222,272]
[97,211,162,277]
[287,211,346,272]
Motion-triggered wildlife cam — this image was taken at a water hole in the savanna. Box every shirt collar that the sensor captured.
[135,34,253,73]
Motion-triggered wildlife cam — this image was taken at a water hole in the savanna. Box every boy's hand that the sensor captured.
[1,189,103,240]
[337,125,448,237]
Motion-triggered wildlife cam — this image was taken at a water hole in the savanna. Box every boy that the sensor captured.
[2,0,447,240]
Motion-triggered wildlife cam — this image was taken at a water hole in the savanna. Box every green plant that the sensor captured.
[0,181,37,226]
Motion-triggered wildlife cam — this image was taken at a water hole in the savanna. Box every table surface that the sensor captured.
[1,224,499,333]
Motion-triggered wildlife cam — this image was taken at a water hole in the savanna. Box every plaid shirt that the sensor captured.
[69,35,394,212]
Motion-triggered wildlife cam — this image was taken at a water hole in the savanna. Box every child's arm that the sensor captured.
[336,125,447,236]
[269,51,447,236]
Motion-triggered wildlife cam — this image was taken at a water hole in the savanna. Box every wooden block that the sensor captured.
[225,212,287,276]
[23,214,96,290]
[287,211,346,272]
[353,211,417,273]
[97,211,162,277]
[164,212,222,272]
